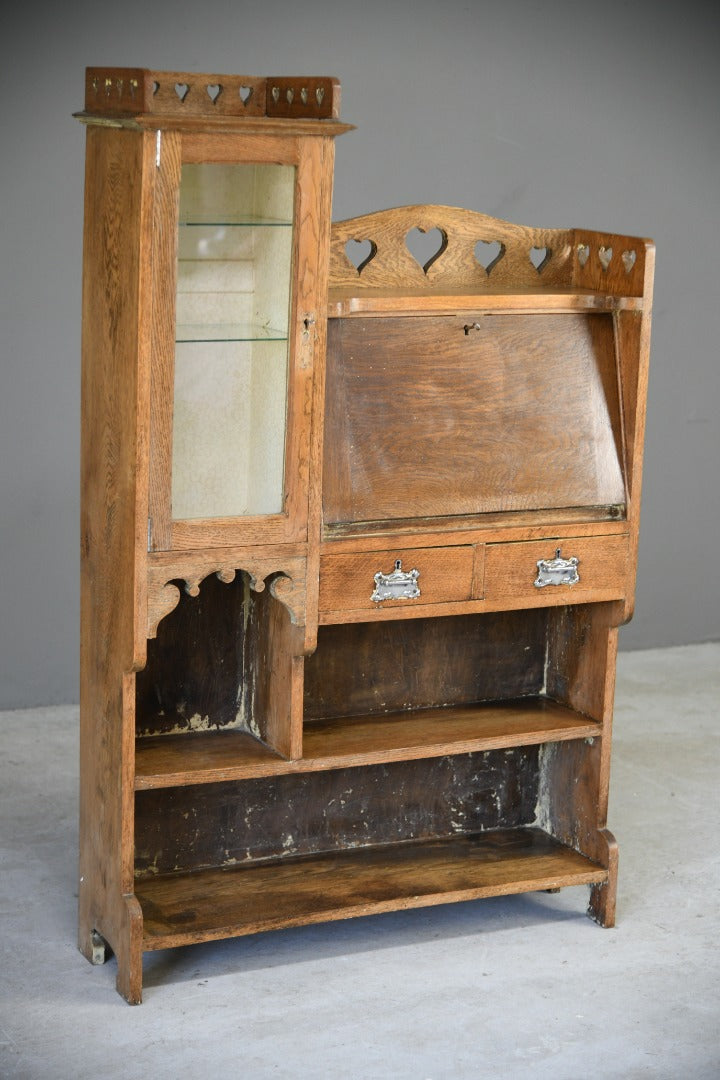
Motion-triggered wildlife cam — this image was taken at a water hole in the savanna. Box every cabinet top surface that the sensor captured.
[79,67,352,132]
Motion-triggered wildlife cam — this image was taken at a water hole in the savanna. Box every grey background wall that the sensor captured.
[1,0,718,708]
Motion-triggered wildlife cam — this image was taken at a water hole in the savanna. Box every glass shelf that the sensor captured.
[179,216,293,228]
[176,324,289,343]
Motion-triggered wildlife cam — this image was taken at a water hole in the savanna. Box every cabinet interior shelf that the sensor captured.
[327,286,644,318]
[175,323,288,343]
[134,698,602,790]
[179,217,292,228]
[135,827,607,951]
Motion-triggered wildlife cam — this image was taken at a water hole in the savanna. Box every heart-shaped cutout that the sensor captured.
[271,86,280,103]
[577,243,590,267]
[475,240,504,274]
[345,238,377,274]
[529,246,551,273]
[300,87,309,104]
[621,249,636,273]
[152,80,160,95]
[239,85,253,104]
[206,83,222,103]
[316,86,325,105]
[406,227,447,274]
[175,82,190,102]
[598,245,613,270]
[286,88,295,104]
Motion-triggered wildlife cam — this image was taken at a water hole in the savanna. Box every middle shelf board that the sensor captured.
[136,827,607,951]
[134,698,602,790]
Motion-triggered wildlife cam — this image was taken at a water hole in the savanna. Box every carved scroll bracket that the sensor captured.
[147,554,306,638]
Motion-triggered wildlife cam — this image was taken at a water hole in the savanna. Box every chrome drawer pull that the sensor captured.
[371,560,421,602]
[534,549,580,588]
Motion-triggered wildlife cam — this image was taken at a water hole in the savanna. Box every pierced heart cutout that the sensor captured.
[475,240,504,274]
[206,83,222,103]
[577,244,590,267]
[239,85,253,104]
[406,227,447,274]
[345,238,377,274]
[174,82,190,103]
[529,246,551,273]
[622,249,636,273]
[598,246,613,271]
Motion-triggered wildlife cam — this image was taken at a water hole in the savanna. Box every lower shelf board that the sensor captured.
[135,828,607,951]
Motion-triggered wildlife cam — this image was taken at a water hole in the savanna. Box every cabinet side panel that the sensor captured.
[148,130,182,550]
[539,602,621,924]
[79,125,153,992]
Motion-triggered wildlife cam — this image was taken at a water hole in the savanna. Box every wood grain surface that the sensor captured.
[134,698,602,788]
[319,545,476,612]
[134,750,541,874]
[304,609,549,721]
[136,828,606,949]
[483,534,629,604]
[323,313,625,525]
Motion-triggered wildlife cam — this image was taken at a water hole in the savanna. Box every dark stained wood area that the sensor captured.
[135,571,251,736]
[323,313,625,525]
[304,609,549,720]
[136,827,607,949]
[134,748,540,874]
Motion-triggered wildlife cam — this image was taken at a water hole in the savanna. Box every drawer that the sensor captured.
[319,546,477,613]
[484,534,630,604]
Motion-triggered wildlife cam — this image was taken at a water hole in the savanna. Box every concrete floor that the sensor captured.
[1,643,718,1079]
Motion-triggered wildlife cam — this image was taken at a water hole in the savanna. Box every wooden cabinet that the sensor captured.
[78,70,653,1003]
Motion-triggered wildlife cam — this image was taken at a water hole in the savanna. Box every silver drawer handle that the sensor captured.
[534,549,580,588]
[371,560,421,602]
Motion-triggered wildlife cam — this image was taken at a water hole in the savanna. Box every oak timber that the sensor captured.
[136,829,607,950]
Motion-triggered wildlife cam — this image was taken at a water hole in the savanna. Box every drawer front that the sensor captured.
[319,546,476,613]
[484,535,630,604]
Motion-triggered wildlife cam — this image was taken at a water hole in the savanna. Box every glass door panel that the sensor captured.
[171,163,294,520]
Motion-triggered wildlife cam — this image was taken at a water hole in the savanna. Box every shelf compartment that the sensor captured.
[134,698,601,789]
[136,828,607,950]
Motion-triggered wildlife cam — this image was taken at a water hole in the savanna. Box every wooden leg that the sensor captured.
[79,896,144,1004]
[587,828,618,927]
[115,895,145,1005]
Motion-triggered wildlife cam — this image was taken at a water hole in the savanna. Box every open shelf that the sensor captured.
[136,827,607,950]
[134,698,601,789]
[327,285,644,318]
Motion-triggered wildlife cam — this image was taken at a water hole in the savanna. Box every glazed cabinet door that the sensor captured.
[149,131,331,550]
